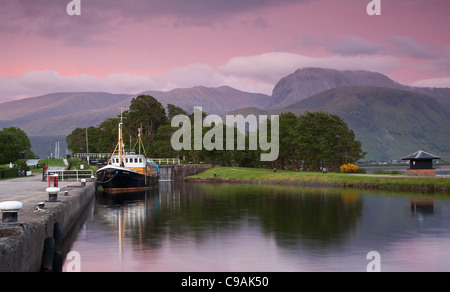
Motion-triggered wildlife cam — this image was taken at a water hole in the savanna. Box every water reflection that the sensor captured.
[95,187,160,259]
[410,198,435,215]
[65,182,450,272]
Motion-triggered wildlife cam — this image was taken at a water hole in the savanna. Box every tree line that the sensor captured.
[66,95,366,171]
[0,127,36,164]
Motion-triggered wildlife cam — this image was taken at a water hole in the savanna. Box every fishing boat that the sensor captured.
[96,118,159,193]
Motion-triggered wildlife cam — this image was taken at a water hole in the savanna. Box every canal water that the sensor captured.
[63,182,450,272]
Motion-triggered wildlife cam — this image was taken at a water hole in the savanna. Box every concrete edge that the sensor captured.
[0,182,96,272]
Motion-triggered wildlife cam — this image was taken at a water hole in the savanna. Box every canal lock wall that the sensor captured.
[173,164,213,181]
[0,182,96,272]
[158,164,213,181]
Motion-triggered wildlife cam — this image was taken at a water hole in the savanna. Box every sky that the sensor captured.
[0,0,450,102]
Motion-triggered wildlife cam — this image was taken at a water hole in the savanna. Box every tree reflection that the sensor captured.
[96,183,363,252]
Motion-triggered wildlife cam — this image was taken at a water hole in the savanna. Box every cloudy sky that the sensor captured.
[0,0,449,102]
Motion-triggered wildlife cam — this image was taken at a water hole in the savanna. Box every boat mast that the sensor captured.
[138,126,143,155]
[118,111,125,167]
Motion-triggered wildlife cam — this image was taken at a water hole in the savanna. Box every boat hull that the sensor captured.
[97,167,159,194]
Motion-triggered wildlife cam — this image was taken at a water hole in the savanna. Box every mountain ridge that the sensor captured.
[269,67,450,111]
[269,67,406,109]
[280,85,450,161]
[1,68,449,161]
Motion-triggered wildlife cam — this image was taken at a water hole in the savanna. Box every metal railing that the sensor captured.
[46,170,94,181]
[148,158,181,165]
[73,153,112,159]
[74,153,181,165]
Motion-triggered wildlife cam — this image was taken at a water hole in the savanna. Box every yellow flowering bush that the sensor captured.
[340,163,358,173]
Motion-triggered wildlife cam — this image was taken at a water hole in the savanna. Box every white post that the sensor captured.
[0,201,23,223]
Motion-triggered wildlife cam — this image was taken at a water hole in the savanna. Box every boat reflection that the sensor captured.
[96,186,160,260]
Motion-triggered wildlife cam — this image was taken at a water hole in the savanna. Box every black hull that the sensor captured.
[97,167,159,194]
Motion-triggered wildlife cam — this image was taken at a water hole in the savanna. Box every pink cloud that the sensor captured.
[0,0,449,99]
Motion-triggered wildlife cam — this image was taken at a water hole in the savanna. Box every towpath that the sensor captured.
[0,174,74,204]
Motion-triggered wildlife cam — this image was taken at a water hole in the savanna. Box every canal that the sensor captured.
[63,182,450,272]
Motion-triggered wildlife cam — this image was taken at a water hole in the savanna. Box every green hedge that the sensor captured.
[0,167,18,179]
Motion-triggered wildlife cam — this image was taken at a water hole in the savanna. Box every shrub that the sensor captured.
[340,163,358,173]
[0,167,18,179]
[373,170,402,175]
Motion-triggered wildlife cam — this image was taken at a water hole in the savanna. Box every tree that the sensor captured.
[167,104,187,120]
[0,127,32,163]
[124,95,167,147]
[66,128,87,154]
[293,112,366,171]
[152,124,178,158]
[97,118,120,153]
[278,112,300,170]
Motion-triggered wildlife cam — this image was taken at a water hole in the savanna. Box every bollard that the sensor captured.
[46,187,61,202]
[37,202,45,211]
[0,201,23,223]
[64,191,69,196]
[81,179,86,187]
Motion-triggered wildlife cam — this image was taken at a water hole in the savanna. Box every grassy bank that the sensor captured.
[190,167,450,192]
[37,159,97,171]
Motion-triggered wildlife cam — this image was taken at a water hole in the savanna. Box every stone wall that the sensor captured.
[173,164,212,181]
[407,169,437,177]
[0,183,96,272]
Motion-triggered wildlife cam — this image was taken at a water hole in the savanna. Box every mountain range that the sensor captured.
[0,67,449,161]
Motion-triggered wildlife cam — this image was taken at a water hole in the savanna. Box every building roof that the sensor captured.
[402,150,442,161]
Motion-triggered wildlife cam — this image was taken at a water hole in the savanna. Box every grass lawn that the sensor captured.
[37,159,97,171]
[192,166,450,192]
[38,159,66,168]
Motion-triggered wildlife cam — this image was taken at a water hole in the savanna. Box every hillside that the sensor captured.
[282,86,450,161]
[269,68,405,109]
[143,86,271,115]
[0,87,270,137]
[269,67,450,112]
[0,92,133,135]
[0,87,271,158]
[1,68,450,161]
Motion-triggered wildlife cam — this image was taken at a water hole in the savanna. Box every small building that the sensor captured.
[402,150,441,176]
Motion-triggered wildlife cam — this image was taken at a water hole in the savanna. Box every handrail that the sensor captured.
[46,170,94,181]
[147,158,181,165]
